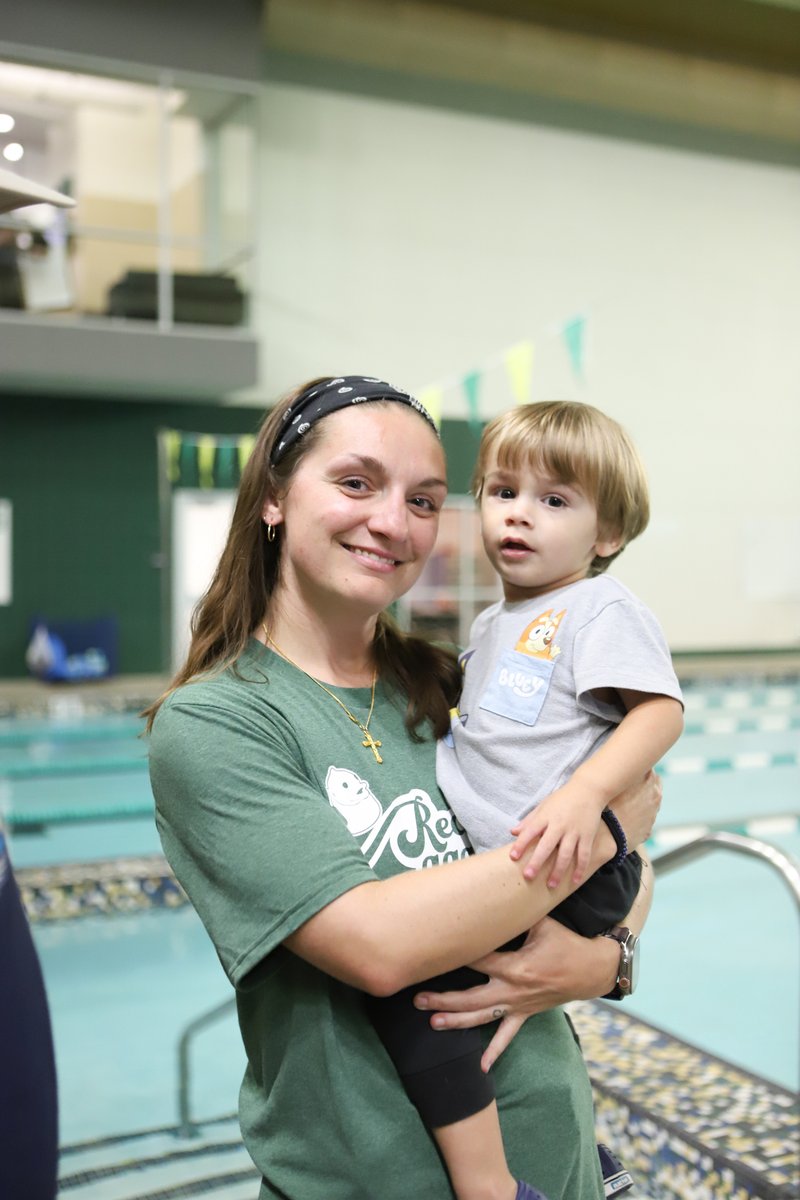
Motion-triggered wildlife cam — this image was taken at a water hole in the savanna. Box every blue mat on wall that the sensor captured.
[26,616,119,682]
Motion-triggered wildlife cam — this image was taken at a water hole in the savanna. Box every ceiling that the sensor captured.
[394,0,800,75]
[262,0,800,161]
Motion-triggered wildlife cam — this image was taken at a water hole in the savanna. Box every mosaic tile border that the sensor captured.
[17,854,187,922]
[16,815,799,917]
[569,1000,800,1200]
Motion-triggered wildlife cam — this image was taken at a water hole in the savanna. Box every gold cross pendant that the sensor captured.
[362,732,383,764]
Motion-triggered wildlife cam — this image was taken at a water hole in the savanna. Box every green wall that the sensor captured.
[0,395,480,678]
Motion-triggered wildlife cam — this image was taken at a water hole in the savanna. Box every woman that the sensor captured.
[147,376,659,1200]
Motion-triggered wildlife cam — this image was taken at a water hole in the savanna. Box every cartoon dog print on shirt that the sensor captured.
[514,609,565,660]
[472,608,567,726]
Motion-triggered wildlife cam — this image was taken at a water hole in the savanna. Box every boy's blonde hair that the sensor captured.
[473,401,649,575]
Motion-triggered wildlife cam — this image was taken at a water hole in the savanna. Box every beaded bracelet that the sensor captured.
[601,808,629,867]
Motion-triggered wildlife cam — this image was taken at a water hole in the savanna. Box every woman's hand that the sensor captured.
[608,768,662,849]
[413,917,619,1072]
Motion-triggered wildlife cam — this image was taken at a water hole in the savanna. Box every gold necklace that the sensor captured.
[262,624,383,764]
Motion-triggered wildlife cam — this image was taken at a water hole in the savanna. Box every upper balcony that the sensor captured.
[0,59,260,402]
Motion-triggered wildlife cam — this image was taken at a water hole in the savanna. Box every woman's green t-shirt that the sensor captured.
[149,642,604,1200]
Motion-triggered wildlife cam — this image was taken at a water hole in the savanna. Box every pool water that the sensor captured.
[32,826,798,1147]
[3,684,798,1142]
[34,906,244,1145]
[1,714,158,867]
[630,828,800,1092]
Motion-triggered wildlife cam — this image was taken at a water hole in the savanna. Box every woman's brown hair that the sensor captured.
[143,380,460,737]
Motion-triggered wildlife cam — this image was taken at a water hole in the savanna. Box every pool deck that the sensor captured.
[0,673,170,717]
[1,652,800,717]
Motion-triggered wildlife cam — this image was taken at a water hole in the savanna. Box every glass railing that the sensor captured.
[0,59,258,331]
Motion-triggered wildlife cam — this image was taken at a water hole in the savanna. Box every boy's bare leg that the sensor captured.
[434,1102,518,1200]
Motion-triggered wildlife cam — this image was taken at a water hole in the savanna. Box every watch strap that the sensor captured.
[601,925,637,1000]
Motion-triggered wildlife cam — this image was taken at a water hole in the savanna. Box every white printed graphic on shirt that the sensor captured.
[496,666,546,699]
[326,765,383,835]
[325,766,470,869]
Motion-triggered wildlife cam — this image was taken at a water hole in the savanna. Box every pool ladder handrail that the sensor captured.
[177,995,236,1138]
[174,829,800,1138]
[650,829,800,907]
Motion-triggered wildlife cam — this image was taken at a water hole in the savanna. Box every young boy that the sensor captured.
[369,401,684,1200]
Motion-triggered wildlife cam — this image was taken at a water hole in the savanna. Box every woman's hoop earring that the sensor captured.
[266,523,277,543]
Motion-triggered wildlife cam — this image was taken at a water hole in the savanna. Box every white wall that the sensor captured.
[255,82,800,652]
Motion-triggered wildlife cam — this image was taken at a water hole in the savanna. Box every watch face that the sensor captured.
[626,936,640,994]
[601,927,639,1000]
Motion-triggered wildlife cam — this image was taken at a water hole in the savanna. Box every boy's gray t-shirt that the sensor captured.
[437,575,682,854]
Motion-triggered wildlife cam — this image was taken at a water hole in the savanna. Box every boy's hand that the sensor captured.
[509,781,605,886]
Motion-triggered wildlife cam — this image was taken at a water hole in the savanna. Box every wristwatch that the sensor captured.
[600,926,639,999]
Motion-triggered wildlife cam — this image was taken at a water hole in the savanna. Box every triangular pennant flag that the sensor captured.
[504,341,534,406]
[418,385,443,429]
[196,435,217,489]
[238,435,256,476]
[562,316,586,380]
[163,429,181,484]
[462,370,482,432]
[179,437,196,485]
[216,442,237,489]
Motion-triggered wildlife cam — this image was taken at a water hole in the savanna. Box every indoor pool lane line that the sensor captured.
[683,712,800,735]
[57,1136,254,1192]
[1,751,147,779]
[0,717,144,747]
[61,1165,259,1200]
[647,811,800,851]
[682,686,800,710]
[7,802,154,828]
[657,749,800,774]
[58,1113,239,1159]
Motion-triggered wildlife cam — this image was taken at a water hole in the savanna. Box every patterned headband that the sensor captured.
[269,375,439,466]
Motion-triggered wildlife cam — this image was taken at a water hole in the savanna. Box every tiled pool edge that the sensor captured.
[570,1001,799,1200]
[17,854,187,921]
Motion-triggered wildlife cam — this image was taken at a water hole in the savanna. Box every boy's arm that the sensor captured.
[413,845,657,1071]
[510,692,683,886]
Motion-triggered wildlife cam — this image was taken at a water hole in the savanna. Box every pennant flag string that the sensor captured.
[462,371,482,433]
[238,434,256,475]
[161,429,259,490]
[417,385,443,429]
[415,308,590,429]
[562,315,586,381]
[163,308,590,486]
[504,341,535,406]
[196,436,217,490]
[163,429,181,484]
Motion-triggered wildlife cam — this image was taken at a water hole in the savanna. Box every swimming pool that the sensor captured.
[33,905,244,1146]
[0,713,159,867]
[4,680,799,1143]
[33,832,799,1149]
